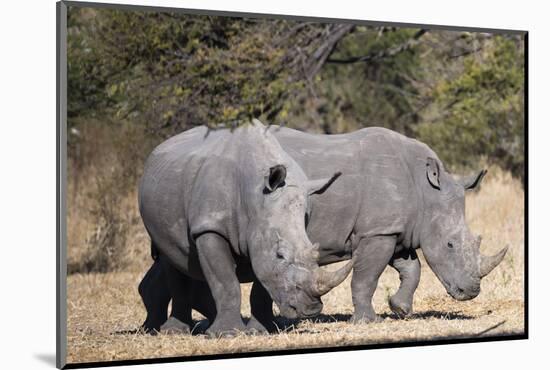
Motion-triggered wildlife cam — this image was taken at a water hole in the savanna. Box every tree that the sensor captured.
[414,36,524,180]
[68,8,354,133]
[67,6,525,180]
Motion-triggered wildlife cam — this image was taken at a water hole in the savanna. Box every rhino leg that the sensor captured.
[350,235,396,323]
[157,255,194,334]
[139,256,218,334]
[189,279,217,324]
[196,232,246,337]
[388,248,420,317]
[138,257,171,333]
[247,279,275,334]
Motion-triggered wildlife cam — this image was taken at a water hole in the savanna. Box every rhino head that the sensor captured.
[418,157,508,301]
[247,164,353,318]
[241,122,352,318]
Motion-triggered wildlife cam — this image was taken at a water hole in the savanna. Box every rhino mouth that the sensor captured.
[278,302,323,319]
[434,265,481,301]
[300,302,324,318]
[445,281,480,301]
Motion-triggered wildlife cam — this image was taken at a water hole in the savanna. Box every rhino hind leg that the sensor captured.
[169,275,273,335]
[141,261,217,334]
[247,280,276,334]
[158,255,194,335]
[388,248,420,317]
[350,236,396,323]
[196,232,247,337]
[138,257,171,334]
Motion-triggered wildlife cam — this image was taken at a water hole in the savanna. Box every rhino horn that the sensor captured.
[313,257,354,296]
[480,245,509,278]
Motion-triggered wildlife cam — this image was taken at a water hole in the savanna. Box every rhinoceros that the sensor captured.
[140,125,508,330]
[268,126,508,322]
[138,120,353,336]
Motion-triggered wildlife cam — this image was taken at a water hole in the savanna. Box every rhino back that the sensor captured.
[271,127,366,259]
[352,128,423,246]
[272,126,422,258]
[139,126,240,279]
[139,123,301,280]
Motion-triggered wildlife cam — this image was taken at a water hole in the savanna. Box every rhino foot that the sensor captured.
[206,320,247,338]
[160,316,191,335]
[389,294,413,317]
[350,312,382,324]
[244,317,270,335]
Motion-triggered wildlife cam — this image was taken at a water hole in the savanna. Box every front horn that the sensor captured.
[313,257,354,296]
[480,245,509,278]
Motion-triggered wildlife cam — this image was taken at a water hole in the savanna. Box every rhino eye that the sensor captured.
[447,242,454,249]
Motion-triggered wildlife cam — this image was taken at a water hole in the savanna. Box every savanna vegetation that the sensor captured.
[67,7,524,273]
[67,167,524,363]
[65,5,525,363]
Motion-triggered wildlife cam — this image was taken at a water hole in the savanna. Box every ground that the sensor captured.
[65,168,525,364]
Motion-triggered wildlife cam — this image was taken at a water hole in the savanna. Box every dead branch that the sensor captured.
[327,29,428,64]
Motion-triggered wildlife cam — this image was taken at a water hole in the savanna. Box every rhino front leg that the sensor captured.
[247,280,275,334]
[196,232,246,337]
[388,248,420,317]
[138,258,171,333]
[190,279,217,324]
[350,235,396,323]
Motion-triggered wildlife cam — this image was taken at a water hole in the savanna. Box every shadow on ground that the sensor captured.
[112,320,211,336]
[267,309,476,334]
[112,309,478,337]
[383,310,475,321]
[282,309,475,326]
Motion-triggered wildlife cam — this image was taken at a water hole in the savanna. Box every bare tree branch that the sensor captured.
[327,29,428,64]
[303,23,355,79]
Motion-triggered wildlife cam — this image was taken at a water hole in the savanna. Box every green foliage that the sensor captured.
[415,36,524,179]
[67,8,111,118]
[67,5,525,180]
[299,28,425,134]
[67,8,321,130]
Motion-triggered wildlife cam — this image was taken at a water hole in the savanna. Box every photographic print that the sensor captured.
[57,1,527,368]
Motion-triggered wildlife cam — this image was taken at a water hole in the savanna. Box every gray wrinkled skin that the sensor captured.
[271,126,506,321]
[140,125,507,330]
[138,120,350,336]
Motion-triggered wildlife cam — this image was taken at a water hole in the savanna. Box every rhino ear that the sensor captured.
[308,172,342,196]
[264,165,287,193]
[461,169,487,191]
[426,157,441,190]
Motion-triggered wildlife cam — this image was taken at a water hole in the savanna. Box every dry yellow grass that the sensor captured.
[65,166,525,365]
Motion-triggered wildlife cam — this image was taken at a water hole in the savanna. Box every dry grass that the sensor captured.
[67,120,153,273]
[65,166,525,364]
